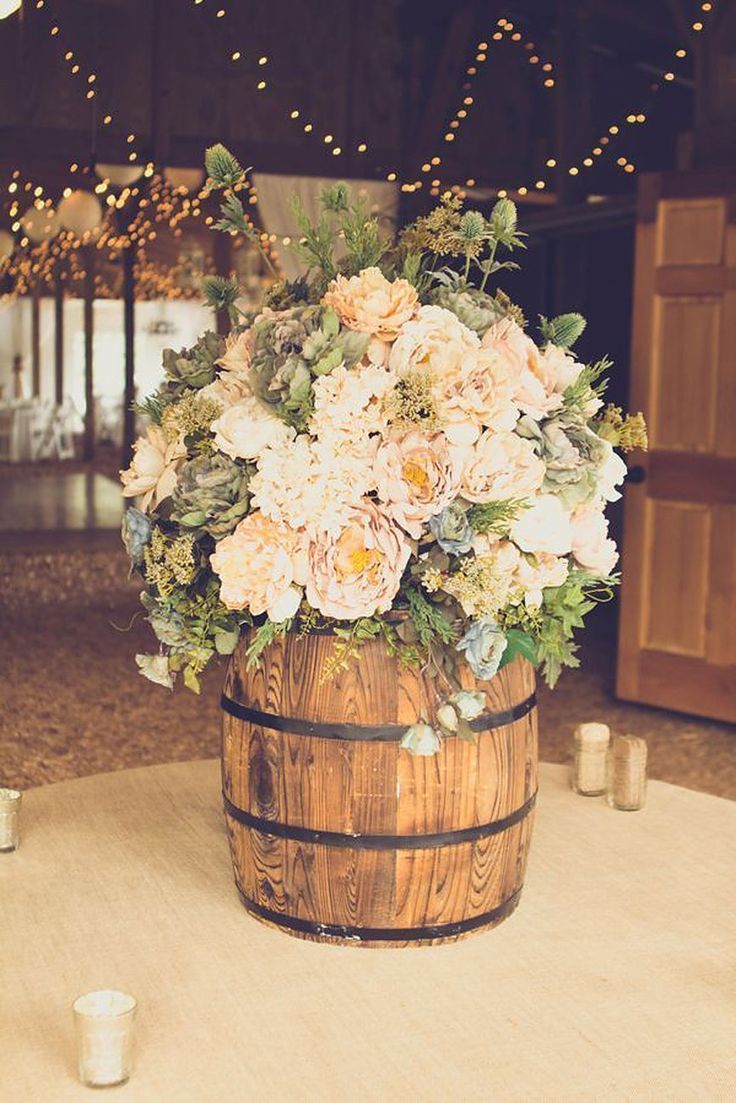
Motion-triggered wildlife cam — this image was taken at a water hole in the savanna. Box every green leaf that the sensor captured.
[183,665,201,694]
[322,306,340,338]
[404,587,457,649]
[214,628,240,655]
[499,628,538,669]
[539,312,587,349]
[456,717,478,744]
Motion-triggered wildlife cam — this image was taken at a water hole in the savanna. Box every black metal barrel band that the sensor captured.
[223,790,536,850]
[220,693,536,741]
[236,885,523,942]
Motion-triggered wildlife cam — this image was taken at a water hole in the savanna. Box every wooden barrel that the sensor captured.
[221,629,538,948]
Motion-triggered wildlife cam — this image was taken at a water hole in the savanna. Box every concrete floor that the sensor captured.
[0,467,734,797]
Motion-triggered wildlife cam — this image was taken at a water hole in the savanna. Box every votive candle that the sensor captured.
[0,788,22,852]
[572,723,610,795]
[73,989,137,1087]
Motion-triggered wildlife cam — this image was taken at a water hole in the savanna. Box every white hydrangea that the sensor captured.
[309,360,396,445]
[250,434,375,538]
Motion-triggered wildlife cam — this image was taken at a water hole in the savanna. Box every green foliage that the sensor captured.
[245,617,294,668]
[213,192,253,237]
[141,578,247,694]
[563,356,611,417]
[132,391,177,424]
[290,196,337,279]
[338,197,387,275]
[466,498,527,536]
[205,144,247,190]
[321,617,387,682]
[320,182,349,213]
[498,628,538,670]
[536,570,618,687]
[404,587,457,649]
[539,312,587,349]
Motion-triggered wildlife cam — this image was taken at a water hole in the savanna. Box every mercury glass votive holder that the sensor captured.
[0,788,22,852]
[73,990,137,1088]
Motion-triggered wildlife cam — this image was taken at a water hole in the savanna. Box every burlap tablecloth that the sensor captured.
[2,760,734,1102]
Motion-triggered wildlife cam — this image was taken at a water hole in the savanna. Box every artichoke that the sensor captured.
[249,305,367,429]
[170,453,250,539]
[428,273,503,337]
[518,412,609,510]
[163,331,224,391]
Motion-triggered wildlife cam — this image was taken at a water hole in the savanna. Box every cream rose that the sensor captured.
[461,430,545,504]
[210,510,307,621]
[571,505,618,576]
[120,425,187,513]
[510,494,572,556]
[306,499,411,620]
[323,267,418,341]
[515,552,569,608]
[212,396,294,460]
[373,429,462,538]
[595,442,628,502]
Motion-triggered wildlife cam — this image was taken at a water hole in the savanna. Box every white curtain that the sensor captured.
[253,173,399,281]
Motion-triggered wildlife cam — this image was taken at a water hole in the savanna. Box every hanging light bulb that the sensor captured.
[0,1,22,20]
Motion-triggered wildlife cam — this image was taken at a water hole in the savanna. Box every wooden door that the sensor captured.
[617,172,736,723]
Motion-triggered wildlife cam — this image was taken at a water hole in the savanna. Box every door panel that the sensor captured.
[617,174,736,722]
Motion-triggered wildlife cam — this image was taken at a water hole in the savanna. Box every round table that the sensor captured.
[2,761,734,1101]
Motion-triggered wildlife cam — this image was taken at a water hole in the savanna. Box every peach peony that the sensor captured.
[210,510,307,621]
[306,499,411,620]
[461,430,545,504]
[373,429,462,538]
[323,267,418,341]
[217,327,254,374]
[120,425,187,513]
[482,318,569,421]
[390,306,517,444]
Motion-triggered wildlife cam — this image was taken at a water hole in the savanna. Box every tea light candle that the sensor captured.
[73,990,137,1087]
[607,734,648,811]
[0,788,22,852]
[572,723,610,796]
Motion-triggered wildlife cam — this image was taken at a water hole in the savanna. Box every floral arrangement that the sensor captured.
[121,144,646,754]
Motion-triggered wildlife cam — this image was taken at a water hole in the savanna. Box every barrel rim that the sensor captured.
[221,693,537,741]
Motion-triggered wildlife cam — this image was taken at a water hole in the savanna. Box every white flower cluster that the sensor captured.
[122,266,626,629]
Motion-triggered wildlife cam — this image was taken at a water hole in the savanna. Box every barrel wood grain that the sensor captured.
[222,630,538,947]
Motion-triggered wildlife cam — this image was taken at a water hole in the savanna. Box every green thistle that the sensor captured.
[205,144,246,190]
